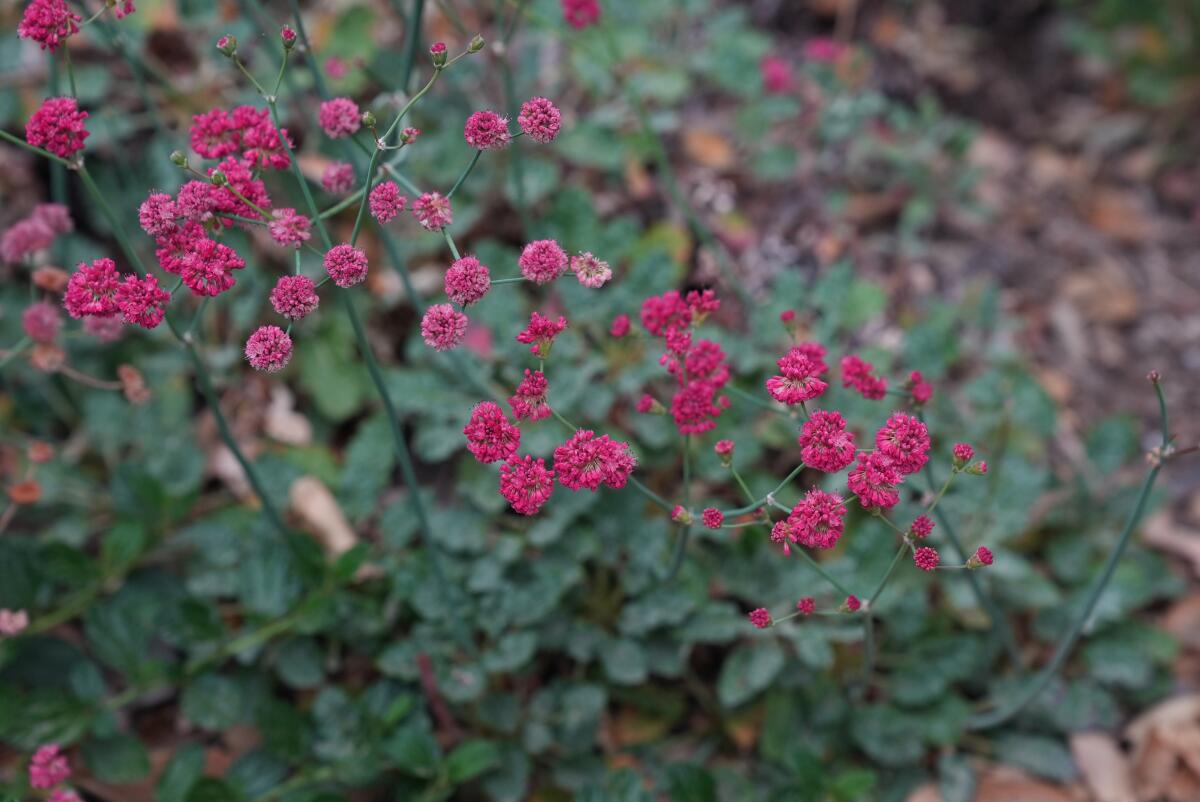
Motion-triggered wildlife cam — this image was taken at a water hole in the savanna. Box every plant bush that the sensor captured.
[0,2,1185,802]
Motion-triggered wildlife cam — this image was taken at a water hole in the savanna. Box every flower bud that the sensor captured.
[280,25,297,50]
[28,441,54,464]
[399,127,420,145]
[430,42,447,67]
[952,442,974,469]
[840,595,863,613]
[7,479,41,506]
[966,546,994,569]
[965,461,988,476]
[361,110,377,128]
[216,35,237,58]
[169,150,188,167]
[209,170,228,187]
[1147,370,1161,384]
[714,439,734,467]
[468,34,486,53]
[671,505,692,525]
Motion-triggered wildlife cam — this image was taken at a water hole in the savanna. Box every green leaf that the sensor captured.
[382,721,441,778]
[100,522,147,576]
[601,638,649,686]
[994,733,1077,782]
[83,733,151,783]
[182,673,245,731]
[275,638,325,690]
[717,641,785,708]
[446,739,501,784]
[667,764,717,802]
[185,779,245,802]
[851,705,925,767]
[937,753,976,802]
[156,743,205,802]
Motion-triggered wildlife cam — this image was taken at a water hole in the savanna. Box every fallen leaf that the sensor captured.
[973,766,1078,802]
[1059,260,1140,325]
[1141,513,1200,577]
[1082,189,1159,244]
[1162,593,1200,650]
[289,475,358,558]
[264,386,312,446]
[1070,732,1137,802]
[683,128,735,170]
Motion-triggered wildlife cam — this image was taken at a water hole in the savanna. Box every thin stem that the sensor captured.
[721,462,804,516]
[441,228,461,260]
[792,548,856,598]
[490,277,526,286]
[968,379,1171,730]
[627,476,675,512]
[64,46,78,98]
[0,338,32,371]
[77,165,149,274]
[664,434,693,580]
[726,383,792,418]
[868,544,909,606]
[399,0,426,93]
[0,128,74,167]
[446,149,483,200]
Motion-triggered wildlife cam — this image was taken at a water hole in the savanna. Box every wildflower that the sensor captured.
[796,597,815,616]
[420,304,468,351]
[207,157,271,221]
[847,451,902,510]
[1,220,55,263]
[269,275,319,320]
[766,348,828,405]
[463,110,511,150]
[215,34,237,57]
[26,97,89,159]
[180,238,245,297]
[967,546,994,569]
[841,355,887,400]
[672,505,692,524]
[909,370,933,404]
[244,325,293,373]
[399,126,420,145]
[874,412,930,476]
[175,181,216,223]
[748,608,772,629]
[22,302,62,344]
[412,192,453,231]
[499,455,554,515]
[189,108,239,160]
[429,41,447,67]
[842,595,862,613]
[444,255,491,306]
[789,489,847,550]
[702,508,724,529]
[115,274,170,329]
[0,608,29,636]
[639,289,719,337]
[910,515,934,539]
[325,57,348,79]
[323,243,368,288]
[29,744,70,790]
[18,0,79,51]
[553,429,637,491]
[760,55,793,94]
[153,221,207,275]
[518,239,568,284]
[562,0,600,28]
[952,442,974,468]
[63,258,120,319]
[667,339,732,435]
[319,97,361,138]
[509,369,550,421]
[32,203,72,235]
[464,402,521,464]
[610,314,630,337]
[321,162,355,194]
[967,461,989,476]
[138,192,178,237]
[780,309,796,324]
[518,97,562,143]
[570,252,612,288]
[714,439,734,466]
[369,181,406,223]
[280,24,296,48]
[83,316,124,342]
[914,546,939,572]
[268,208,312,249]
[798,410,856,472]
[9,479,43,503]
[516,312,567,359]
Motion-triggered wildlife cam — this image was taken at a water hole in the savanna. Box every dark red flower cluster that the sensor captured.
[190,105,292,170]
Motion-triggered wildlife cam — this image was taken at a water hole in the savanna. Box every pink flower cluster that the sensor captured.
[244,325,293,372]
[412,192,453,231]
[323,244,369,288]
[562,0,601,29]
[26,97,89,159]
[464,110,511,150]
[1,203,72,263]
[639,289,730,435]
[270,275,319,320]
[516,312,567,359]
[776,489,847,550]
[464,402,522,463]
[18,0,79,51]
[190,105,292,170]
[444,256,491,306]
[509,369,550,421]
[518,97,562,143]
[318,97,361,139]
[369,181,407,223]
[766,343,828,405]
[0,608,29,636]
[29,744,70,790]
[798,410,856,472]
[842,354,888,399]
[519,240,568,284]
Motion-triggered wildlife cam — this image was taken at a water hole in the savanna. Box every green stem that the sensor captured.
[77,165,148,274]
[399,0,426,93]
[0,128,73,167]
[721,462,804,516]
[627,476,674,513]
[64,46,78,98]
[446,149,483,200]
[868,544,909,606]
[0,338,32,371]
[967,379,1171,730]
[664,434,693,580]
[793,548,856,599]
[726,383,791,418]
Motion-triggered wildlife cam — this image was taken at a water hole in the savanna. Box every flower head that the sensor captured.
[463,110,511,150]
[18,0,80,51]
[968,546,994,568]
[270,275,319,320]
[798,410,856,472]
[796,597,815,616]
[914,546,939,572]
[953,442,974,467]
[847,451,902,510]
[499,455,554,515]
[909,370,933,404]
[842,595,862,613]
[29,744,70,790]
[138,192,179,237]
[444,255,491,306]
[180,238,245,297]
[244,325,293,372]
[841,355,888,400]
[672,505,692,524]
[116,274,170,329]
[368,181,406,223]
[412,192,453,231]
[63,258,120,319]
[518,239,568,284]
[22,302,62,344]
[714,439,735,461]
[321,162,355,194]
[516,312,567,359]
[420,304,467,351]
[318,97,361,138]
[874,412,931,476]
[464,402,521,463]
[766,348,828,405]
[562,0,600,28]
[570,252,612,288]
[702,508,724,529]
[788,488,847,550]
[323,243,369,288]
[268,208,312,249]
[553,429,636,491]
[610,314,630,338]
[26,97,89,159]
[910,515,934,539]
[760,55,793,94]
[509,369,550,421]
[748,608,772,629]
[518,97,562,143]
